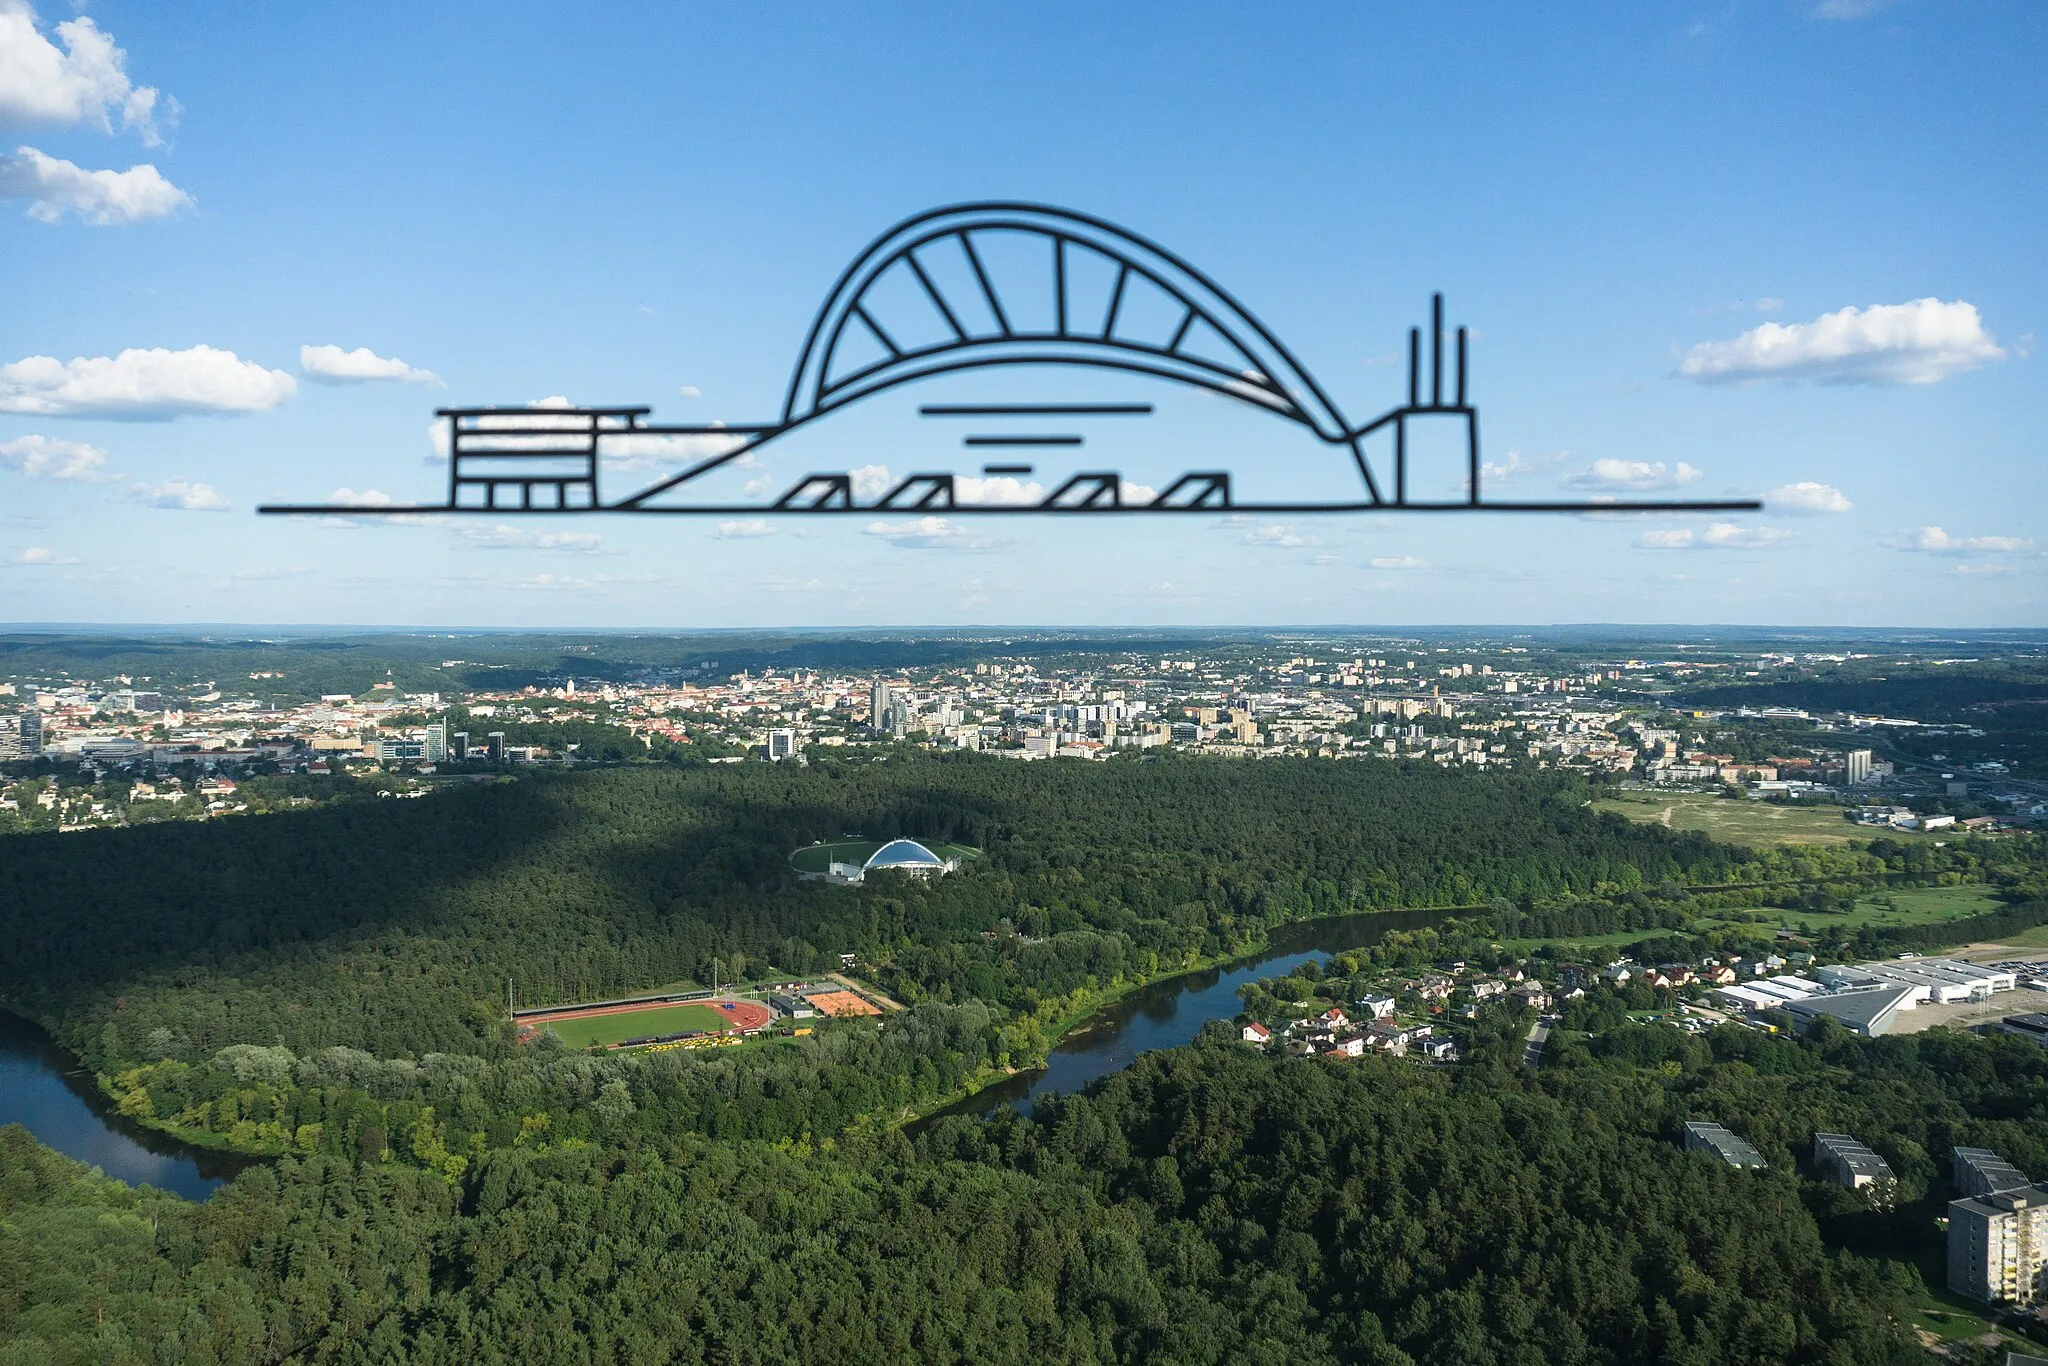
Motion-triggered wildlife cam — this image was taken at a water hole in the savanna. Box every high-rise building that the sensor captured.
[451,731,469,762]
[767,728,799,762]
[1845,749,1874,785]
[1950,1183,2048,1305]
[18,710,40,756]
[424,724,447,763]
[869,680,891,730]
[486,731,506,763]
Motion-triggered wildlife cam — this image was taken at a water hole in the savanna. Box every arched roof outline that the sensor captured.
[781,202,1357,443]
[864,838,946,869]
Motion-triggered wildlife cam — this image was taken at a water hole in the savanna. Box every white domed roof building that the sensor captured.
[824,838,960,884]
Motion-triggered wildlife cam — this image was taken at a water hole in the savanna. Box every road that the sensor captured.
[1523,1018,1551,1070]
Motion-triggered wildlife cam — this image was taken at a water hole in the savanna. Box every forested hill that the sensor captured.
[1683,671,2048,719]
[0,1027,1942,1364]
[0,755,1740,1066]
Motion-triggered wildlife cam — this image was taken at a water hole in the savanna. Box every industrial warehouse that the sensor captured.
[1704,958,2024,1038]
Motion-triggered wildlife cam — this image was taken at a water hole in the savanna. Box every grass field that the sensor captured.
[789,838,979,873]
[1984,920,2048,949]
[1775,884,2005,932]
[1499,886,2008,955]
[543,1002,731,1048]
[1595,792,1929,849]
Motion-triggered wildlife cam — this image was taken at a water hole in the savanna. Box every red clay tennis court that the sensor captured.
[805,990,881,1017]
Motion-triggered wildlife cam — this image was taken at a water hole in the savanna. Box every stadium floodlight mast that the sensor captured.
[260,202,1762,522]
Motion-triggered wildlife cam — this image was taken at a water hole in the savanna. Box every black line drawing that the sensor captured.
[260,202,1761,518]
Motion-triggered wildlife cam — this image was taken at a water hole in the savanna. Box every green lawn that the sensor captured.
[1987,921,2048,949]
[1497,886,2006,956]
[789,838,979,874]
[1596,792,1929,849]
[1757,884,2004,934]
[544,1002,731,1048]
[1902,1245,2032,1354]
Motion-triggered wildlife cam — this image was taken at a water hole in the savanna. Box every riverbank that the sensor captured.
[0,1012,256,1200]
[899,905,1462,1129]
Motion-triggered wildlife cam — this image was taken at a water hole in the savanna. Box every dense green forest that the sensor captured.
[25,1015,2048,1363]
[0,754,1744,1073]
[6,749,2046,1361]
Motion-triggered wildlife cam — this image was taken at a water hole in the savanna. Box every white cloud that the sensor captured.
[708,519,775,539]
[0,344,294,417]
[327,487,397,507]
[679,385,701,398]
[456,524,605,553]
[1368,555,1427,569]
[0,3,166,142]
[1566,458,1704,491]
[1244,523,1322,549]
[10,545,75,564]
[512,573,599,592]
[862,516,998,551]
[1955,563,2019,577]
[1119,480,1157,506]
[0,145,188,223]
[299,344,440,386]
[128,477,228,511]
[311,486,448,528]
[1679,299,2005,386]
[1480,447,1568,483]
[953,475,1043,506]
[1634,523,1793,550]
[849,464,893,500]
[1768,481,1852,515]
[1814,0,1896,17]
[600,430,745,470]
[1891,526,2035,555]
[0,433,111,480]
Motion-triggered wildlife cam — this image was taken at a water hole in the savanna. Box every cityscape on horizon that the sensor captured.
[1,2,2042,628]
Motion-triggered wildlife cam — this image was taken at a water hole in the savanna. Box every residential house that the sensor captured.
[1368,1019,1416,1054]
[1241,1021,1272,1045]
[1355,993,1398,1020]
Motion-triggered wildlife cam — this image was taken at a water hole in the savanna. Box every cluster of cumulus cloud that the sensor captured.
[0,0,190,224]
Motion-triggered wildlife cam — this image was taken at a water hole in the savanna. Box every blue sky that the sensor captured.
[0,0,2041,627]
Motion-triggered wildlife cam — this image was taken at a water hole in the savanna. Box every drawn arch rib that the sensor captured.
[782,203,1355,442]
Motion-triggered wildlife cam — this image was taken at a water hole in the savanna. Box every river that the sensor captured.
[0,907,1445,1194]
[0,1012,252,1201]
[921,907,1446,1125]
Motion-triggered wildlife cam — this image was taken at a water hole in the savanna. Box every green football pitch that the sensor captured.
[543,1002,731,1048]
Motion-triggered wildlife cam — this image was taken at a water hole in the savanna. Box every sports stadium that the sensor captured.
[789,837,976,884]
[515,994,775,1050]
